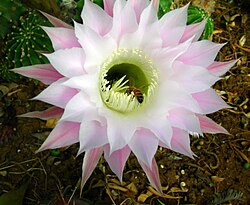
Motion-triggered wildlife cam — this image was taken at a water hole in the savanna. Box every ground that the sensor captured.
[0,0,249,205]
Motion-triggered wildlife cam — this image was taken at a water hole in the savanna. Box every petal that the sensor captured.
[82,0,112,36]
[127,0,150,23]
[192,89,231,114]
[158,4,189,47]
[74,23,116,73]
[45,48,85,78]
[103,0,115,16]
[157,80,201,113]
[81,147,103,190]
[129,128,158,168]
[169,107,202,134]
[42,26,80,50]
[12,64,63,84]
[180,20,207,43]
[37,121,80,152]
[18,106,63,120]
[63,74,100,105]
[139,158,162,194]
[172,61,219,93]
[151,37,193,78]
[120,22,161,50]
[111,0,138,43]
[138,0,158,27]
[104,145,131,181]
[61,92,99,123]
[170,127,194,158]
[177,40,225,67]
[39,10,73,28]
[33,78,78,108]
[103,111,137,153]
[196,114,229,134]
[207,60,236,76]
[78,120,108,154]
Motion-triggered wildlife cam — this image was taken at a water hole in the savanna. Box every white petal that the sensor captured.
[172,61,219,93]
[37,121,80,152]
[158,4,189,46]
[129,128,158,168]
[45,48,85,78]
[207,60,236,76]
[169,107,202,134]
[180,20,207,43]
[170,127,194,158]
[111,0,138,43]
[196,114,229,134]
[177,41,225,67]
[33,78,78,108]
[61,92,99,123]
[12,64,63,85]
[78,120,108,154]
[103,0,115,16]
[81,0,112,36]
[18,106,63,120]
[74,22,116,73]
[104,145,131,181]
[42,26,80,50]
[63,73,101,105]
[81,147,103,190]
[192,89,231,114]
[139,158,162,194]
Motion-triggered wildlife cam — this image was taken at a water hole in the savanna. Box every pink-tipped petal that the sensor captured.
[139,0,158,27]
[74,22,116,72]
[61,92,98,123]
[33,78,78,108]
[39,10,72,28]
[63,74,100,105]
[196,114,229,134]
[18,106,63,120]
[104,0,115,16]
[127,0,150,23]
[207,60,236,76]
[12,64,63,85]
[180,19,207,43]
[78,120,108,154]
[129,128,158,168]
[139,158,162,194]
[41,26,80,50]
[104,145,131,181]
[169,107,202,134]
[192,89,231,114]
[45,48,85,78]
[170,127,194,158]
[177,41,225,67]
[111,0,138,43]
[37,121,80,152]
[172,61,219,93]
[81,0,112,36]
[81,147,103,190]
[159,4,189,47]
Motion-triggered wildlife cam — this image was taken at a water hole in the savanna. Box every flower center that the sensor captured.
[99,49,158,113]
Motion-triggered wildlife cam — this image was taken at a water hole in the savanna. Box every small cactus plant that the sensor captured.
[0,0,27,38]
[187,5,214,40]
[1,10,53,81]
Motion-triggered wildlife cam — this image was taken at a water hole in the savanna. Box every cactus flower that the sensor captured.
[13,0,235,193]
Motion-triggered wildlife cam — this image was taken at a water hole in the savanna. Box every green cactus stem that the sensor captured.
[187,5,214,40]
[6,11,53,68]
[0,0,26,38]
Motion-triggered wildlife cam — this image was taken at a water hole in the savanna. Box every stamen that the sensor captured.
[99,49,159,113]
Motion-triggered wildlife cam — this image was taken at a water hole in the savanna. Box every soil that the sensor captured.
[0,0,249,205]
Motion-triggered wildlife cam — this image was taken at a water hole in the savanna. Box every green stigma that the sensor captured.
[99,49,158,113]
